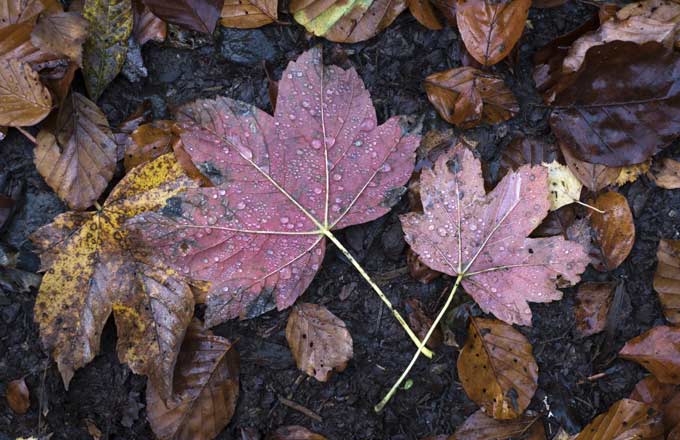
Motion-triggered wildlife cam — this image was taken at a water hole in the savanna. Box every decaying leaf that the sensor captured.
[266,426,327,440]
[0,59,52,126]
[574,399,664,439]
[123,119,174,171]
[0,18,67,69]
[34,92,117,210]
[630,376,680,432]
[649,159,680,190]
[286,303,353,381]
[128,48,419,325]
[615,161,650,187]
[220,0,277,29]
[405,298,442,349]
[133,1,166,45]
[457,317,538,419]
[406,247,441,283]
[456,0,530,66]
[82,0,133,99]
[542,161,582,211]
[408,0,443,30]
[147,321,239,440]
[6,378,30,414]
[550,41,680,167]
[560,145,619,193]
[142,0,223,33]
[453,409,542,439]
[654,240,680,325]
[30,12,88,65]
[290,0,407,43]
[589,191,635,272]
[424,67,518,129]
[620,326,680,384]
[401,145,588,326]
[0,0,62,27]
[493,136,560,188]
[574,281,615,337]
[31,154,199,397]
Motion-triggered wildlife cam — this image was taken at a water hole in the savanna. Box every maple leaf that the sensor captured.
[128,48,420,331]
[31,154,201,399]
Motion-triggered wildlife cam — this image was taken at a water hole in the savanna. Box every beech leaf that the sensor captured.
[574,281,615,337]
[128,48,419,325]
[630,376,680,433]
[220,0,277,29]
[0,59,52,126]
[408,0,443,30]
[133,1,166,45]
[123,119,174,171]
[574,399,664,439]
[654,240,680,325]
[0,19,68,68]
[30,11,88,66]
[649,159,680,190]
[142,0,222,34]
[6,378,30,414]
[267,426,327,440]
[620,326,680,384]
[453,409,542,440]
[0,0,62,27]
[560,144,619,193]
[401,145,588,326]
[588,191,635,272]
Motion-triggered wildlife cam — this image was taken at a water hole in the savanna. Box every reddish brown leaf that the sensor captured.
[532,0,566,7]
[408,0,443,30]
[560,145,619,193]
[453,410,542,439]
[549,41,680,167]
[133,1,166,45]
[620,326,680,384]
[649,158,680,189]
[406,247,442,283]
[424,67,518,128]
[670,424,680,440]
[44,60,77,106]
[142,0,222,33]
[6,378,29,414]
[405,298,442,349]
[30,11,88,66]
[499,137,560,179]
[128,48,419,324]
[147,321,239,440]
[654,240,680,325]
[588,191,635,271]
[531,205,576,239]
[630,376,680,432]
[457,317,538,419]
[401,145,588,326]
[574,281,615,337]
[220,0,277,29]
[124,120,174,171]
[266,426,326,440]
[456,0,530,66]
[574,399,664,439]
[0,59,52,126]
[0,19,67,69]
[286,303,353,381]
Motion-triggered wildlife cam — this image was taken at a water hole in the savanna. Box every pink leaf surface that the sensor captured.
[128,48,419,326]
[401,145,588,326]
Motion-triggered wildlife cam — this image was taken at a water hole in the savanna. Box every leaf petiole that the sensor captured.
[575,200,605,214]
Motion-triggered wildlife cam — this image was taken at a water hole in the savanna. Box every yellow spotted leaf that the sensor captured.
[542,160,583,211]
[31,154,200,399]
[0,59,52,126]
[615,161,651,186]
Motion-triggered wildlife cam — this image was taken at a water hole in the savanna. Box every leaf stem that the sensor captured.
[322,230,433,359]
[575,200,605,214]
[16,126,37,145]
[374,273,464,412]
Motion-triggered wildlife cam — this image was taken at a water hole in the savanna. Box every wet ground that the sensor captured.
[2,2,680,439]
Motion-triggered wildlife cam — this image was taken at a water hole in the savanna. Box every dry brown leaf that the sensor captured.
[424,67,518,128]
[30,12,88,66]
[132,1,166,45]
[0,0,62,28]
[670,424,680,440]
[286,303,353,382]
[408,0,443,30]
[615,161,650,186]
[630,376,680,432]
[0,59,52,126]
[620,326,680,384]
[574,281,615,337]
[44,60,77,106]
[266,426,327,440]
[457,317,538,419]
[453,409,542,439]
[123,120,174,171]
[654,240,680,325]
[649,158,680,189]
[589,191,635,272]
[34,92,116,210]
[405,298,442,350]
[220,0,277,28]
[406,247,442,283]
[0,19,67,68]
[147,321,239,440]
[6,378,30,414]
[574,399,664,439]
[561,144,619,192]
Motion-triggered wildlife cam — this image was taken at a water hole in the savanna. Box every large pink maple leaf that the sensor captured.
[401,145,589,326]
[129,48,419,326]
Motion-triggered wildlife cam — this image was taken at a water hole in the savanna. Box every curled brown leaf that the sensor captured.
[589,191,635,272]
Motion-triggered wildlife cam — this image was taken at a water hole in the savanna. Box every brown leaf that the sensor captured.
[574,281,615,337]
[6,378,29,414]
[0,19,67,70]
[30,12,88,66]
[457,317,538,419]
[532,0,566,7]
[407,246,442,283]
[405,298,442,349]
[286,303,353,382]
[670,424,680,440]
[220,0,277,29]
[574,399,664,439]
[266,426,327,440]
[620,326,680,384]
[0,0,62,27]
[615,161,650,187]
[124,120,174,171]
[0,59,52,126]
[499,137,560,180]
[147,321,239,440]
[424,67,518,128]
[408,0,443,30]
[34,92,117,210]
[456,0,530,66]
[531,205,576,239]
[142,0,223,34]
[133,1,166,45]
[589,191,635,271]
[649,158,680,189]
[453,409,542,439]
[654,240,680,325]
[44,60,77,106]
[560,145,619,193]
[630,376,680,432]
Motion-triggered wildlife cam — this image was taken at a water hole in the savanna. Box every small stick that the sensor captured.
[278,395,323,422]
[578,372,608,384]
[575,200,605,214]
[16,126,37,144]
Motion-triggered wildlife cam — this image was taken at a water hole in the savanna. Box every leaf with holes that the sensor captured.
[574,399,664,439]
[401,144,588,326]
[620,326,680,384]
[0,59,52,126]
[142,0,222,33]
[654,240,680,325]
[127,47,419,326]
[31,154,200,397]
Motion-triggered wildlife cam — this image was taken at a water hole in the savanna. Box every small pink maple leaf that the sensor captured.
[128,48,419,326]
[401,144,589,326]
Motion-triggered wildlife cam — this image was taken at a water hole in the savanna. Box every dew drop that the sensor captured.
[360,118,375,131]
[313,187,323,194]
[280,217,289,224]
[236,202,246,210]
[311,139,322,149]
[332,173,342,181]
[469,224,477,231]
[437,227,447,237]
[326,136,336,146]
[380,163,391,172]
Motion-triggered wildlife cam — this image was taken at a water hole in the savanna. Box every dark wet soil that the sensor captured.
[2,2,680,439]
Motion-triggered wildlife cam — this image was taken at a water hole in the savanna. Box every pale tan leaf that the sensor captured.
[0,59,51,126]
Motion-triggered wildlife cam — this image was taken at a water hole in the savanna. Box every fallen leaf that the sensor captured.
[531,205,576,239]
[30,12,88,65]
[405,298,442,349]
[654,240,680,325]
[127,47,419,324]
[453,409,542,439]
[457,317,538,419]
[147,321,239,440]
[142,0,222,33]
[620,326,680,384]
[549,41,680,167]
[34,92,117,210]
[0,59,52,126]
[490,136,560,188]
[44,60,77,106]
[123,120,174,171]
[85,419,102,439]
[615,161,650,187]
[456,0,530,66]
[574,399,664,439]
[0,19,68,69]
[286,303,353,381]
[532,0,566,7]
[266,426,326,440]
[408,0,443,30]
[133,1,166,45]
[31,154,199,396]
[649,159,680,189]
[220,0,277,29]
[401,145,588,326]
[406,247,441,283]
[0,0,62,27]
[82,0,133,100]
[560,145,619,193]
[424,67,518,128]
[290,0,406,43]
[630,376,680,432]
[670,424,680,440]
[574,281,615,337]
[6,378,30,414]
[589,191,635,271]
[542,160,582,211]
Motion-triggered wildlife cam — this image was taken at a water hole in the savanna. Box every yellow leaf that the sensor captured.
[542,160,583,211]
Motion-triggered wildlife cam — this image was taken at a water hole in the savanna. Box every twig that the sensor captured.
[278,395,323,422]
[578,372,608,384]
[16,126,37,144]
